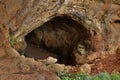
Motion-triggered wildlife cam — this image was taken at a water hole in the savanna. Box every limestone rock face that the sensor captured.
[0,0,120,79]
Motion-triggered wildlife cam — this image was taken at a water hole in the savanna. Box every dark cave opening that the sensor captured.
[114,20,120,24]
[24,16,90,65]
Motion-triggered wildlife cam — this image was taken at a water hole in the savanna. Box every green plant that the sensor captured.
[10,34,19,46]
[10,35,16,46]
[57,71,120,80]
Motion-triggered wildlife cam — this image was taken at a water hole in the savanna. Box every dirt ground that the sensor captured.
[24,43,58,60]
[25,42,120,75]
[91,53,120,75]
[68,53,120,75]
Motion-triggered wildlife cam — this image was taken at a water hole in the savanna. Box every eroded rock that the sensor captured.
[0,0,120,79]
[25,16,89,65]
[47,64,65,73]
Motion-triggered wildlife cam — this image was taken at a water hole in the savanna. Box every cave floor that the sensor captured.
[25,43,120,75]
[24,43,59,60]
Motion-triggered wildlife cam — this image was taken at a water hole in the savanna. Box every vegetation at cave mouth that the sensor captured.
[57,71,120,80]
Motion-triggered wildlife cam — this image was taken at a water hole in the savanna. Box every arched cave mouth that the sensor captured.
[24,16,90,65]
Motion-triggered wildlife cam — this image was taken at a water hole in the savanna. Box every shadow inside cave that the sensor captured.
[24,15,90,65]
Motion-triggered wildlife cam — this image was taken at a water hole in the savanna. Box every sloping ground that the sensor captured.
[91,53,120,75]
[67,53,120,75]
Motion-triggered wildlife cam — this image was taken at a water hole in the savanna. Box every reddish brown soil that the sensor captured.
[67,53,120,75]
[91,53,120,75]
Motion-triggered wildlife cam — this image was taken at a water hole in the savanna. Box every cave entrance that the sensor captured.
[25,16,89,65]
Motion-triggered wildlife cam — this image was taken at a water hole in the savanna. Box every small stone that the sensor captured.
[21,55,25,58]
[75,53,87,64]
[39,57,57,65]
[80,64,91,74]
[96,63,103,71]
[46,57,58,64]
[87,52,99,61]
[47,64,65,73]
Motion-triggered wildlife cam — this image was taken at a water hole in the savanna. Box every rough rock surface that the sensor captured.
[0,47,60,80]
[0,0,120,79]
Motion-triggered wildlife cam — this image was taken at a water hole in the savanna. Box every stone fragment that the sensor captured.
[80,64,91,74]
[47,63,65,73]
